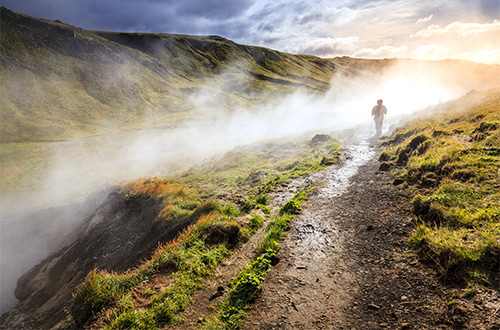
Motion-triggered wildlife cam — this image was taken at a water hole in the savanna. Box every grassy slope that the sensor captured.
[380,89,500,286]
[2,7,500,198]
[0,7,339,197]
[3,7,500,145]
[71,134,339,329]
[0,7,339,143]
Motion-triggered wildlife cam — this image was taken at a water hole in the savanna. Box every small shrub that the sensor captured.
[397,133,430,165]
[248,215,264,231]
[220,203,241,217]
[228,271,263,308]
[378,151,392,162]
[191,201,220,220]
[256,194,268,205]
[320,155,337,165]
[279,200,301,215]
[242,196,255,212]
[256,204,271,214]
[203,222,241,248]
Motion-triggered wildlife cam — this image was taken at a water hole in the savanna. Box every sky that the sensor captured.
[3,0,500,64]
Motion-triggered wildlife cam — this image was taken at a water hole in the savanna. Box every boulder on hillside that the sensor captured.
[310,134,332,145]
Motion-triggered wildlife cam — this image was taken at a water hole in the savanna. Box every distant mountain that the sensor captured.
[1,7,500,143]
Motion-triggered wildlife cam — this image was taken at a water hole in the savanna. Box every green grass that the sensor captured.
[72,210,235,328]
[201,190,308,330]
[381,89,500,285]
[176,136,340,197]
[71,134,339,328]
[102,243,230,329]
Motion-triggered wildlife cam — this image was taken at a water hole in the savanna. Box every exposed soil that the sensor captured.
[238,137,499,330]
[3,136,499,330]
[172,136,499,329]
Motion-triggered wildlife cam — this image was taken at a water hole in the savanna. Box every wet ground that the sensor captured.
[240,136,499,330]
[171,134,499,330]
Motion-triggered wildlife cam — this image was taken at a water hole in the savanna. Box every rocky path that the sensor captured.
[239,137,497,330]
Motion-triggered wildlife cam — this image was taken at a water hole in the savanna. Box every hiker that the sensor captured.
[372,99,387,136]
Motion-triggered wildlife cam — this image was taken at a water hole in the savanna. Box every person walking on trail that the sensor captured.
[372,99,387,136]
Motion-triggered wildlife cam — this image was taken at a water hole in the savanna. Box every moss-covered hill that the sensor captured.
[0,7,340,143]
[2,7,500,143]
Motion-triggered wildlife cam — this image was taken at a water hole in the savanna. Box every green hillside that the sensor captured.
[3,7,500,144]
[1,6,500,204]
[0,7,340,143]
[379,89,500,285]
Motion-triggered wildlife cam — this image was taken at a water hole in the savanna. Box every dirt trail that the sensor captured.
[240,136,498,330]
[172,135,498,330]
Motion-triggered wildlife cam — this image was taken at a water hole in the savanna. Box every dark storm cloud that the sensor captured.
[2,0,254,34]
[2,0,499,63]
[480,0,500,19]
[174,0,254,19]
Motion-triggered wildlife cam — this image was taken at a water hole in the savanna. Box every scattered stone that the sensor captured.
[393,178,405,186]
[311,133,332,144]
[378,153,391,162]
[368,304,381,310]
[245,170,268,183]
[208,286,225,301]
[378,162,391,171]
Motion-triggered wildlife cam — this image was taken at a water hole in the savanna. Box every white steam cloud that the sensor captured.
[37,64,464,208]
[0,60,490,314]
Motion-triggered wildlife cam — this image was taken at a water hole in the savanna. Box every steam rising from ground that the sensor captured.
[25,62,468,209]
[0,60,492,314]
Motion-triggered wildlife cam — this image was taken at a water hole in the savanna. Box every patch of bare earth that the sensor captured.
[238,141,499,330]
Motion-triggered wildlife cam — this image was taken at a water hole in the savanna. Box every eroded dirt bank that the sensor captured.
[0,187,196,330]
[240,138,499,330]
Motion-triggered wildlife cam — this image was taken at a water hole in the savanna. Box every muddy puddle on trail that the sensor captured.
[315,140,377,198]
[241,136,378,330]
[269,136,376,207]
